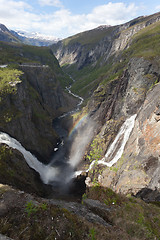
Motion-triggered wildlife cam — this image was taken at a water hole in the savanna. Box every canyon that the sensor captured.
[0,11,160,240]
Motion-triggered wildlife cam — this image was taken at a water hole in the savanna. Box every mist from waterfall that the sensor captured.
[0,115,95,190]
[77,114,137,175]
[0,132,59,184]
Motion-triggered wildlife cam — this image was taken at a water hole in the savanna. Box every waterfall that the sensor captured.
[0,132,59,184]
[103,114,137,167]
[76,114,137,175]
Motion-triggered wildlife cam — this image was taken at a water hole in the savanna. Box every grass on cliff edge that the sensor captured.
[0,41,71,88]
[86,186,160,239]
[123,21,160,59]
[0,67,23,96]
[1,184,160,240]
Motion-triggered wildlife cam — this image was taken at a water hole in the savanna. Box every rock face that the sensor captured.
[109,82,160,195]
[84,56,160,200]
[51,12,160,99]
[53,12,160,200]
[0,144,49,196]
[0,24,20,43]
[52,12,160,71]
[0,65,78,162]
[56,13,160,200]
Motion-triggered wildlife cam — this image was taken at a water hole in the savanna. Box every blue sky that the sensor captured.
[0,0,160,39]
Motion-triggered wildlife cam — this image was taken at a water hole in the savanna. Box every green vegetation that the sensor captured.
[81,193,87,204]
[125,21,160,59]
[0,195,91,240]
[0,68,23,96]
[62,26,114,48]
[87,186,125,207]
[0,145,14,179]
[86,136,105,165]
[25,201,38,217]
[86,135,105,186]
[0,67,24,126]
[86,186,160,239]
[0,41,71,88]
[89,228,96,240]
[25,201,48,217]
[110,154,125,173]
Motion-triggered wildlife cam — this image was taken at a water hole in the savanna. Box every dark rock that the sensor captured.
[0,144,52,196]
[135,188,160,202]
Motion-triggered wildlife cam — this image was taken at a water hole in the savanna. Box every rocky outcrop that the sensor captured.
[1,184,160,239]
[0,144,49,196]
[106,82,160,197]
[84,56,160,200]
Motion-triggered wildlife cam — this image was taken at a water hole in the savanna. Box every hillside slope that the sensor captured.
[67,16,160,201]
[52,12,160,98]
[0,24,20,43]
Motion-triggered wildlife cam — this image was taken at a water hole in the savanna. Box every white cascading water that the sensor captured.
[0,132,59,184]
[76,114,137,175]
[103,114,137,167]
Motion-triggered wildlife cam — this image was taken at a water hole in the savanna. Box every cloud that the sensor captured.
[0,0,40,30]
[38,0,63,8]
[155,5,160,11]
[47,2,139,37]
[0,0,139,38]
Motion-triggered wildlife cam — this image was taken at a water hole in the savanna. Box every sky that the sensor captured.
[0,0,160,39]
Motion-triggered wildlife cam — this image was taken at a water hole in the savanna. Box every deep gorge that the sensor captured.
[1,12,160,240]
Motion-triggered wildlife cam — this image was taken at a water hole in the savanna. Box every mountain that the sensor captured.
[11,30,60,46]
[1,11,160,240]
[0,24,21,43]
[52,12,160,98]
[52,12,160,200]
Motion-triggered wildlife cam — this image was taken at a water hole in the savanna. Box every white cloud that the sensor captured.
[155,5,160,11]
[38,0,63,8]
[0,0,39,30]
[0,1,139,38]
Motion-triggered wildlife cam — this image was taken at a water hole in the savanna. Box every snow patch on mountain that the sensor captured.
[16,30,60,42]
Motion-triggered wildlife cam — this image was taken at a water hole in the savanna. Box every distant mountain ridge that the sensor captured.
[0,23,20,43]
[0,23,60,46]
[11,29,60,46]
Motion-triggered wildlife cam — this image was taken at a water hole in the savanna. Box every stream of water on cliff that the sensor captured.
[75,114,137,176]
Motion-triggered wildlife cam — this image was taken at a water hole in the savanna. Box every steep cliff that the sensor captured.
[0,42,79,194]
[52,12,160,97]
[0,24,20,43]
[70,19,160,200]
[0,43,78,162]
[0,66,77,162]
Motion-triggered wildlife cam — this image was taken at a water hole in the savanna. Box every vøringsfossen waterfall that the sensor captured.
[0,75,96,192]
[0,113,95,189]
[0,132,59,184]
